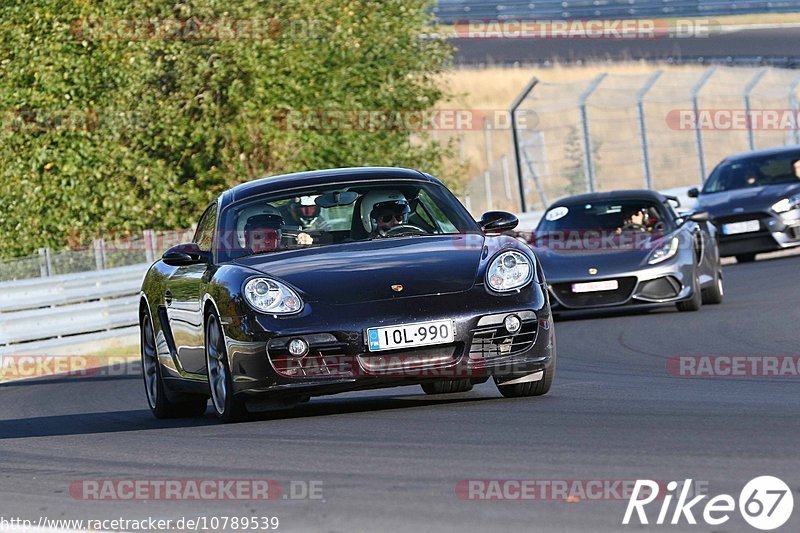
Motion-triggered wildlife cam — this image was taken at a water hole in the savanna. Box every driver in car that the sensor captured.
[360,190,412,238]
[616,207,649,234]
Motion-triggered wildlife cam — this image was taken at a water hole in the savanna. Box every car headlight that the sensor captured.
[486,250,533,292]
[771,193,800,213]
[648,236,680,265]
[243,278,303,314]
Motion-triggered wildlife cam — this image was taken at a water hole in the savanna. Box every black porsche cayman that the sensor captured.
[526,190,723,314]
[688,145,800,263]
[139,167,556,421]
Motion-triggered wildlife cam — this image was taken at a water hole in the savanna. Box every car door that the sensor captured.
[165,202,217,376]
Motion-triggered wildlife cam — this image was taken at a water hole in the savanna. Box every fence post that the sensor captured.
[38,248,52,277]
[510,76,539,212]
[501,154,513,202]
[578,73,607,193]
[483,170,493,211]
[483,117,494,168]
[691,67,717,183]
[743,68,768,151]
[143,230,156,263]
[93,238,106,270]
[789,76,800,146]
[636,70,663,190]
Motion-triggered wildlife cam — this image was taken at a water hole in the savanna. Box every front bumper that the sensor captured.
[715,209,800,257]
[547,259,696,311]
[219,283,555,398]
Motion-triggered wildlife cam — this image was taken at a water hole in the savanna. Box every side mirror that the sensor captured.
[687,187,700,198]
[679,211,710,225]
[162,243,209,266]
[688,211,710,222]
[478,211,519,233]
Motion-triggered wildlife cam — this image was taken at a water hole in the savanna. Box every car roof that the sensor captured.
[719,145,800,164]
[548,189,671,208]
[222,167,439,205]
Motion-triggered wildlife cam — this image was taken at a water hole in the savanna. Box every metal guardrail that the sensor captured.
[433,0,800,22]
[0,263,149,350]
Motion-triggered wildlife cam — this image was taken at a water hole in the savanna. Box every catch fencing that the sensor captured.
[459,66,800,214]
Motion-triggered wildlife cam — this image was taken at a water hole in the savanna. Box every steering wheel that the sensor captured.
[382,224,429,237]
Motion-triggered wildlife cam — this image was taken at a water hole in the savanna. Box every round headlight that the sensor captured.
[486,251,533,292]
[243,278,303,315]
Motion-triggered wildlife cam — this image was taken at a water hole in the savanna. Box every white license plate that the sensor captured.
[367,319,455,352]
[722,220,760,235]
[571,280,619,293]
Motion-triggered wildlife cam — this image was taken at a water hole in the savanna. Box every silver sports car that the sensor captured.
[524,190,723,314]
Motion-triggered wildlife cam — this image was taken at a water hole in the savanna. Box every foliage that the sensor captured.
[0,0,455,258]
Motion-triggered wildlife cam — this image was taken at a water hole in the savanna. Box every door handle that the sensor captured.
[165,290,173,306]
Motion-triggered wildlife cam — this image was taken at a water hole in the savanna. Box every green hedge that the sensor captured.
[0,0,455,259]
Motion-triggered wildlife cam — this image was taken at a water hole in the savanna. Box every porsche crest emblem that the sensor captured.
[391,284,404,292]
[588,268,598,275]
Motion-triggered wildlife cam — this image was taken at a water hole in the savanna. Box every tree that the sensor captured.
[0,0,455,258]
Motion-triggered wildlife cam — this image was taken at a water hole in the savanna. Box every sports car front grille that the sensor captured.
[551,277,637,308]
[468,322,537,359]
[270,345,353,378]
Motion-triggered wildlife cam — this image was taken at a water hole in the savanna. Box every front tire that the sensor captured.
[701,269,724,305]
[494,355,556,398]
[206,312,246,422]
[676,274,702,312]
[140,309,207,419]
[420,379,473,395]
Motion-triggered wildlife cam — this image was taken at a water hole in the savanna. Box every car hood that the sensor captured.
[533,232,667,281]
[697,183,800,216]
[233,235,483,304]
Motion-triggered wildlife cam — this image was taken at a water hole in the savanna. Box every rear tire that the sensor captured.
[421,379,473,395]
[206,312,247,423]
[701,269,724,305]
[140,309,207,419]
[676,274,702,312]
[736,253,756,263]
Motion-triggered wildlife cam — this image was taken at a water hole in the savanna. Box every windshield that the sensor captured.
[216,181,478,262]
[537,199,670,236]
[703,152,800,193]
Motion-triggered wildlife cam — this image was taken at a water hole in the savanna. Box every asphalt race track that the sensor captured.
[1,253,799,533]
[453,27,800,66]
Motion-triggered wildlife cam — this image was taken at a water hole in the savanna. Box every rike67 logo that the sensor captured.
[623,477,793,530]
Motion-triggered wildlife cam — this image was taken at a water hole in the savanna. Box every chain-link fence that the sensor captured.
[0,229,195,282]
[501,66,800,212]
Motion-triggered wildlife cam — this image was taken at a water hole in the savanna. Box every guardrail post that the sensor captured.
[93,238,107,270]
[691,67,717,183]
[743,68,768,151]
[143,230,156,263]
[578,73,607,193]
[38,248,52,277]
[636,70,663,189]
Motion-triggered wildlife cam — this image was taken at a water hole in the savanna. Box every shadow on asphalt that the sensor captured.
[0,393,495,439]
